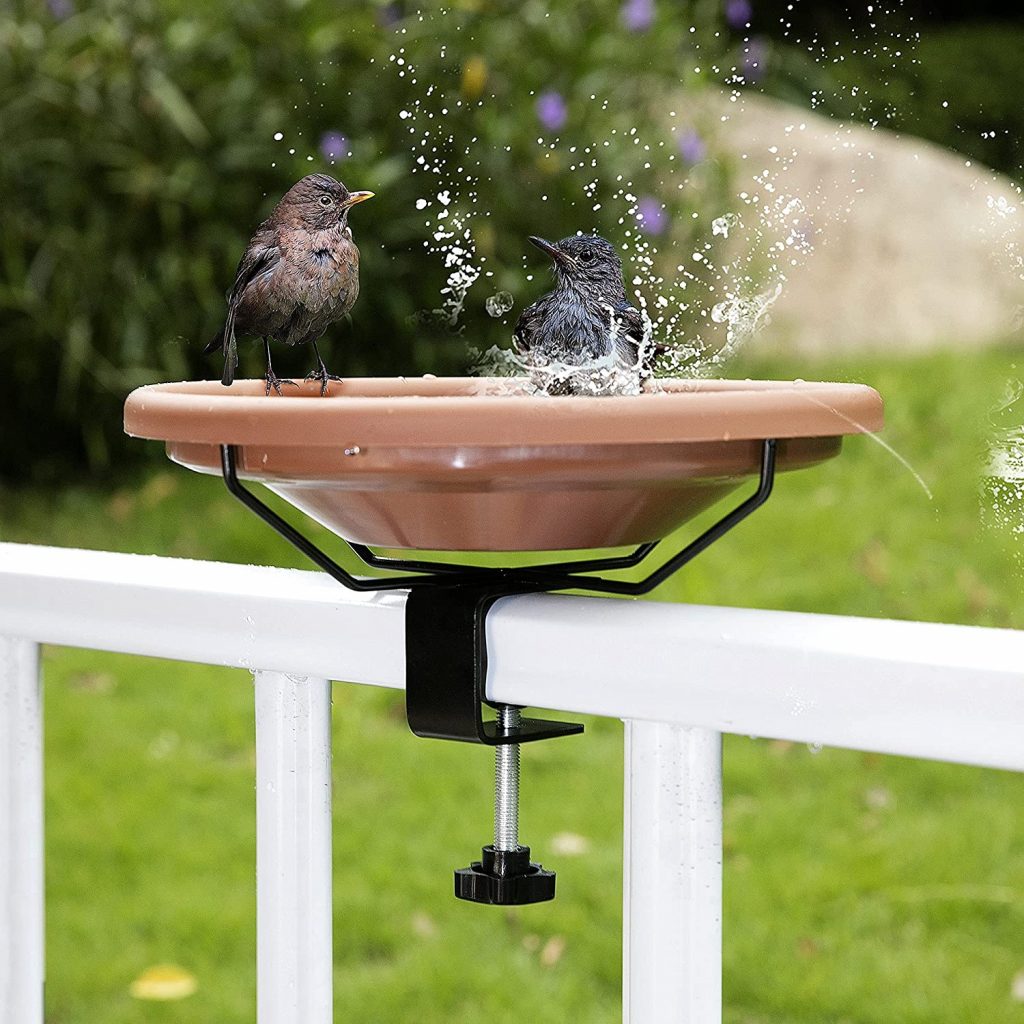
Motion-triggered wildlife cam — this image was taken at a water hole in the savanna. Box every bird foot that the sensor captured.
[264,371,299,397]
[305,367,344,397]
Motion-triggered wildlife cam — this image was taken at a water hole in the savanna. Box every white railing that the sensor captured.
[2,539,1024,1023]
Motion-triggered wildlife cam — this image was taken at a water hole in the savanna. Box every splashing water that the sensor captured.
[712,213,739,238]
[858,429,935,503]
[985,431,1024,537]
[389,40,486,332]
[710,283,783,364]
[379,12,831,373]
[800,391,934,501]
[355,2,941,391]
[470,349,648,398]
[982,187,1024,337]
[470,329,655,398]
[982,380,1024,540]
[485,291,514,318]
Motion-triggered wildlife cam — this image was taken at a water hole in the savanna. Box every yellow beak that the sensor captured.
[342,190,375,209]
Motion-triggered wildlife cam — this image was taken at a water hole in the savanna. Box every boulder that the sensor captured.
[712,90,1024,355]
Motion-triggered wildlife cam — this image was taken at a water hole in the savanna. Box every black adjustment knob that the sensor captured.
[454,845,556,905]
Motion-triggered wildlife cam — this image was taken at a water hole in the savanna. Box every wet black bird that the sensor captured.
[204,174,374,395]
[513,234,650,370]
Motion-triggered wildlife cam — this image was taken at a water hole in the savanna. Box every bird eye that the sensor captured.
[318,195,334,207]
[578,250,593,262]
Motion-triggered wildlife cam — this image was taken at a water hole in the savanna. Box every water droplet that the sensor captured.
[485,291,514,318]
[712,213,738,238]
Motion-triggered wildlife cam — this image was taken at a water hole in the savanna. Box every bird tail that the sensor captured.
[205,310,238,386]
[221,317,238,387]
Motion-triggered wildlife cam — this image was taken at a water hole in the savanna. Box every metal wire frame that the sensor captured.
[219,438,777,597]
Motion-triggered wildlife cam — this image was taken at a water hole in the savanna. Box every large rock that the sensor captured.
[713,90,1024,355]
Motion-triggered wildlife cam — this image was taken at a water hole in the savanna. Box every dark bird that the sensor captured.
[204,174,374,395]
[513,234,650,371]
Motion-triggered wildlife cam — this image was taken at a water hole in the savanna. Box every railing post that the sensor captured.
[0,637,44,1024]
[254,671,333,1024]
[623,721,722,1024]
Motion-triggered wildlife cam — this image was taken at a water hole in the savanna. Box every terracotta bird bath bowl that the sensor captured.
[123,376,883,552]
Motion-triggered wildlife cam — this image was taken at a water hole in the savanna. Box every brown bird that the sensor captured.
[205,174,374,395]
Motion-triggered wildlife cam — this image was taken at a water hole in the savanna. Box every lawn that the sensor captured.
[3,346,1024,1023]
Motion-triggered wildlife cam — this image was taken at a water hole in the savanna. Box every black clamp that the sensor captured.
[404,583,583,745]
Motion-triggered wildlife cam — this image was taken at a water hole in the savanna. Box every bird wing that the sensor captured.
[209,233,281,385]
[610,300,653,369]
[512,300,544,354]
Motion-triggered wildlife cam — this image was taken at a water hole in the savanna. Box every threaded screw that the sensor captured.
[493,705,521,852]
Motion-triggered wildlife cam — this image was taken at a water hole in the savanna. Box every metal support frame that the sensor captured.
[220,439,778,747]
[219,439,777,599]
[220,439,776,906]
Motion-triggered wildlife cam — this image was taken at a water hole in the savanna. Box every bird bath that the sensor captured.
[123,375,881,552]
[124,372,882,905]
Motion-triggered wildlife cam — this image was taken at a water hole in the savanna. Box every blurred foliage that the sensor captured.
[760,18,1024,181]
[0,0,731,483]
[833,24,1024,179]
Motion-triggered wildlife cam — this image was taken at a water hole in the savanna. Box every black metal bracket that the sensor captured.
[404,584,584,745]
[219,439,777,745]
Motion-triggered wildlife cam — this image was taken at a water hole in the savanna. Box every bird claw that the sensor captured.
[305,367,344,397]
[264,372,299,397]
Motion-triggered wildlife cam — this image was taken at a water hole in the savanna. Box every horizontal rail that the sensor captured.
[2,542,1024,771]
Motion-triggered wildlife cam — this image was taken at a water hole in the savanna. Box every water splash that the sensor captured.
[710,283,783,364]
[470,342,652,397]
[984,432,1024,538]
[363,1,937,386]
[485,291,514,318]
[380,14,815,370]
[982,380,1024,540]
[389,42,486,332]
[982,186,1024,337]
[800,391,934,501]
[712,213,738,238]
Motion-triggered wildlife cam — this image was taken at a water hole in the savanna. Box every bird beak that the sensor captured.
[528,235,568,267]
[341,190,375,209]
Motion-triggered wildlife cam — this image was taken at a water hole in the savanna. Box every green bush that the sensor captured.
[0,0,730,482]
[764,20,1024,181]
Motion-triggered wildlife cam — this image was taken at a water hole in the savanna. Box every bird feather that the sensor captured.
[212,238,280,385]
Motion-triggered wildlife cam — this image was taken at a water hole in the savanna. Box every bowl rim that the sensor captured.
[123,376,884,448]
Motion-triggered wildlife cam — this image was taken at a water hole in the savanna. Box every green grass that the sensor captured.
[4,346,1024,1022]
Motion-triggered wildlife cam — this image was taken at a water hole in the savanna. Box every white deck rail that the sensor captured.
[2,540,1024,1022]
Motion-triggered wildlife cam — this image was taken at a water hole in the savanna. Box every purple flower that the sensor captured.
[635,197,668,236]
[47,0,75,19]
[621,0,654,32]
[742,37,769,82]
[376,3,401,27]
[319,131,349,162]
[536,91,568,133]
[724,0,752,29]
[677,129,706,164]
